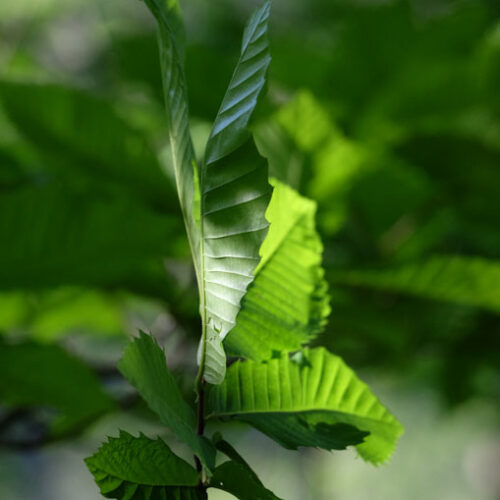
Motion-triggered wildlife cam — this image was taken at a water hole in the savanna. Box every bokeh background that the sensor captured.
[1,0,499,498]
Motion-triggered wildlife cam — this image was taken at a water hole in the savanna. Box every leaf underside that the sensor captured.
[199,0,273,384]
[207,347,403,464]
[146,0,273,385]
[144,0,200,272]
[200,142,271,383]
[85,431,206,500]
[224,180,330,361]
[204,0,271,165]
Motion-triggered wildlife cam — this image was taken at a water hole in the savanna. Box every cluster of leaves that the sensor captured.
[0,0,499,496]
[82,1,404,497]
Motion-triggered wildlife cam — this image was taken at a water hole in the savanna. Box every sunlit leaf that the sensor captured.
[207,347,403,464]
[147,0,273,384]
[224,181,329,360]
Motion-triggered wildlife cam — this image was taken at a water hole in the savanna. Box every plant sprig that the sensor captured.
[86,1,403,498]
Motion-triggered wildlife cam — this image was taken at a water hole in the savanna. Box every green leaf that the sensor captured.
[144,0,201,273]
[0,186,178,294]
[199,140,271,384]
[211,433,260,482]
[254,120,305,191]
[204,0,271,164]
[0,82,173,208]
[198,0,273,384]
[210,461,283,500]
[206,347,403,465]
[224,180,330,360]
[236,415,369,453]
[86,431,207,500]
[0,340,114,434]
[332,255,500,313]
[210,434,283,500]
[117,333,215,471]
[146,0,273,384]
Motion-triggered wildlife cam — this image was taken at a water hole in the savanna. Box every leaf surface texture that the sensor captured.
[146,0,273,384]
[224,181,330,360]
[86,431,206,500]
[207,347,403,464]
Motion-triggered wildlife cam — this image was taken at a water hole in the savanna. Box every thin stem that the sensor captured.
[193,379,205,482]
[196,381,205,436]
[194,454,203,478]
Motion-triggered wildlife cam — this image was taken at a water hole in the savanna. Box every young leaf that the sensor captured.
[117,333,215,471]
[86,431,206,500]
[0,340,114,435]
[146,0,273,384]
[144,0,201,277]
[224,181,330,360]
[200,139,272,384]
[206,347,403,465]
[198,0,273,384]
[204,0,272,163]
[332,255,500,313]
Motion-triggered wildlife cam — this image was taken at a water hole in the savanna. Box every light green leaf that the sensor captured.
[0,340,114,435]
[275,90,335,154]
[117,333,215,471]
[224,181,330,360]
[207,347,403,465]
[86,431,207,500]
[332,255,500,313]
[253,90,336,192]
[146,0,272,384]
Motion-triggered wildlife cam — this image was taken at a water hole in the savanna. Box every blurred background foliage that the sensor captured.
[0,0,499,498]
